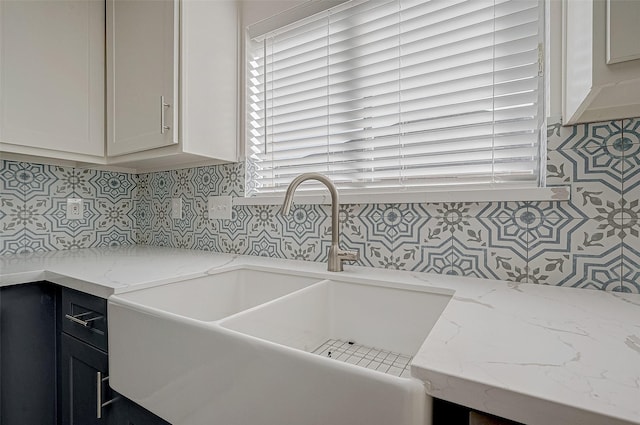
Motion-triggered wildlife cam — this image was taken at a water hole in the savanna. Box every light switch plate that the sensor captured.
[66,198,83,220]
[208,196,232,220]
[171,198,183,219]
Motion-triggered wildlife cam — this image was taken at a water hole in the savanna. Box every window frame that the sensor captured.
[240,0,564,204]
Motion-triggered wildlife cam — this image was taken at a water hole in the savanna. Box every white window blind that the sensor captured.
[245,0,545,196]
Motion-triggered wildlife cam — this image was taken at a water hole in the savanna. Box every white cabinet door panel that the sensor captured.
[107,0,178,156]
[0,0,104,157]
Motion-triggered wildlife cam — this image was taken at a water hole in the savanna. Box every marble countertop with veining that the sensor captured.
[1,245,638,425]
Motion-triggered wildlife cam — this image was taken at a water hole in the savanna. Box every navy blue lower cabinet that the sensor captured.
[60,332,115,425]
[59,287,170,425]
[0,282,57,425]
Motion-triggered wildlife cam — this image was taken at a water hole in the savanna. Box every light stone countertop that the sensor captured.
[1,245,638,425]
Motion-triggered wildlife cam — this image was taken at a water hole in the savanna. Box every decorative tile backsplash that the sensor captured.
[1,162,137,252]
[1,117,638,292]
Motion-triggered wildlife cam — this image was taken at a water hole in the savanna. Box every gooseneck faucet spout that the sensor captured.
[282,173,359,272]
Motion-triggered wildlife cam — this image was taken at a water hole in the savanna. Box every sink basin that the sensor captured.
[108,266,452,425]
[113,267,319,321]
[221,279,449,374]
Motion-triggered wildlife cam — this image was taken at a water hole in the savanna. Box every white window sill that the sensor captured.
[233,186,570,206]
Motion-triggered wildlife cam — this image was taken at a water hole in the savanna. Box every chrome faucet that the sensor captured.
[281,173,359,272]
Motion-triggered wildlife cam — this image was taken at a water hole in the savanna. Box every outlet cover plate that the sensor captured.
[66,198,83,220]
[171,198,183,219]
[208,196,232,220]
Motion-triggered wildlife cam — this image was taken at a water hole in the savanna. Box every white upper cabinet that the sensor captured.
[106,0,238,170]
[107,0,178,156]
[564,0,640,124]
[0,0,105,161]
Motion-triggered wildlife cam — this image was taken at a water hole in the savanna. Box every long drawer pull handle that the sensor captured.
[160,95,171,134]
[96,373,120,419]
[65,312,103,327]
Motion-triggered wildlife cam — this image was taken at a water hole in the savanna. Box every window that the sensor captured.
[245,0,545,196]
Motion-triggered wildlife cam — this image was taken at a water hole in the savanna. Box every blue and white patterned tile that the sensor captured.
[170,197,197,238]
[1,229,25,254]
[136,173,153,201]
[193,227,219,252]
[170,168,196,198]
[276,204,329,245]
[448,239,524,280]
[552,123,624,215]
[419,237,453,275]
[151,229,172,247]
[620,241,640,293]
[362,240,397,269]
[622,118,640,210]
[452,217,528,282]
[532,217,623,290]
[90,170,135,202]
[423,202,484,220]
[218,205,251,241]
[150,171,172,200]
[321,203,366,243]
[135,197,153,234]
[95,228,135,248]
[546,149,573,187]
[564,245,623,291]
[248,230,285,258]
[248,204,282,238]
[547,119,622,152]
[0,193,24,238]
[44,196,100,237]
[527,218,623,290]
[284,238,324,262]
[309,204,367,264]
[1,160,26,199]
[21,162,66,199]
[477,214,529,259]
[151,199,172,231]
[393,214,451,272]
[71,230,100,249]
[12,228,55,253]
[478,201,531,219]
[217,162,245,196]
[360,203,428,250]
[192,165,220,199]
[61,167,91,197]
[95,198,135,231]
[218,233,248,255]
[136,229,152,245]
[525,202,587,259]
[192,198,220,235]
[171,232,195,250]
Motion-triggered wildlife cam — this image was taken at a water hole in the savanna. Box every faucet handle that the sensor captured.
[337,249,359,263]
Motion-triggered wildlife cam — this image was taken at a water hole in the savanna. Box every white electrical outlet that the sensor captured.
[66,198,83,220]
[171,198,183,219]
[208,196,232,220]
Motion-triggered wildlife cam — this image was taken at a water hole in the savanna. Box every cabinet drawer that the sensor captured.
[61,288,108,351]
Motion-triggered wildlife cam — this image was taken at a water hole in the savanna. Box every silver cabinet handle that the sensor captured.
[65,313,90,327]
[65,311,103,327]
[96,372,119,419]
[160,95,171,134]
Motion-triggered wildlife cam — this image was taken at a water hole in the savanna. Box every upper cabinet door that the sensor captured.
[0,0,104,157]
[107,0,178,157]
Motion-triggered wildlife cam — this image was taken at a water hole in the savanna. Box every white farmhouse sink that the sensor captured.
[116,267,319,321]
[221,279,448,373]
[108,266,452,425]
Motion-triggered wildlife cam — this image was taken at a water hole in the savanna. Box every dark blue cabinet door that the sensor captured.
[60,332,118,425]
[0,282,57,425]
